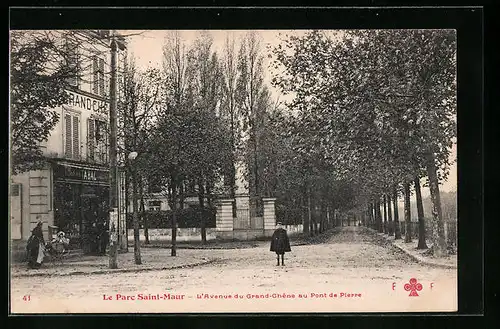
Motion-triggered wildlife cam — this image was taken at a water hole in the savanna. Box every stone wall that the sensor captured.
[127,224,304,243]
[127,228,217,243]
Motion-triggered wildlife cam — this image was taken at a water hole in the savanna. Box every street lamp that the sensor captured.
[129,151,142,265]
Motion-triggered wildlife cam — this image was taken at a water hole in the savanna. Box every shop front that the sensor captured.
[52,161,110,254]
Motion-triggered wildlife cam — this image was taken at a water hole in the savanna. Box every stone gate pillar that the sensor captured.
[216,199,234,240]
[262,198,277,237]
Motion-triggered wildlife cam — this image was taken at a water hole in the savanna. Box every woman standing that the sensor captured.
[26,220,45,269]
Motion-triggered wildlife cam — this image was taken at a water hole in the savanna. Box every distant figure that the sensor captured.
[270,222,291,266]
[96,220,108,255]
[26,220,45,269]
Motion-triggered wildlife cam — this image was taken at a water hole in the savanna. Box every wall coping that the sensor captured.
[217,199,235,204]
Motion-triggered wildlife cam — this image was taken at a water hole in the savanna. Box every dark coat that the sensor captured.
[270,228,291,254]
[26,226,45,268]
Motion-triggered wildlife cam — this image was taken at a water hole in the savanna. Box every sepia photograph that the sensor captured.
[9,25,461,313]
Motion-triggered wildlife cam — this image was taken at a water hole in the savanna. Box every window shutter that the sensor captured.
[65,39,79,87]
[102,121,109,163]
[75,48,80,88]
[88,118,95,160]
[73,116,80,159]
[99,58,105,96]
[65,114,72,157]
[93,56,99,95]
[102,122,109,147]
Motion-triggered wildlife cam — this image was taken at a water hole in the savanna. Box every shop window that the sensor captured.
[87,118,108,163]
[64,112,81,160]
[148,200,161,211]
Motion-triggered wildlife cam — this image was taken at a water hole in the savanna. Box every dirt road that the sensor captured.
[10,227,457,313]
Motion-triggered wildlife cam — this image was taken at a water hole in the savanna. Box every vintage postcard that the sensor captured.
[10,24,462,314]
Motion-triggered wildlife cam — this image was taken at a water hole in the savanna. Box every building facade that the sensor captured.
[10,30,128,258]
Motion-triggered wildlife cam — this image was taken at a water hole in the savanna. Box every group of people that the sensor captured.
[26,215,107,269]
[27,218,291,269]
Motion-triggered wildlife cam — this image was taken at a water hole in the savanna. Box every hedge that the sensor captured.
[126,206,216,229]
[276,206,303,225]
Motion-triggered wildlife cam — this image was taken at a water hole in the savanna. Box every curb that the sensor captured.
[390,242,457,270]
[11,258,222,278]
[367,228,457,270]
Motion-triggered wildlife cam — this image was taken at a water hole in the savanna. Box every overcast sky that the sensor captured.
[124,30,457,196]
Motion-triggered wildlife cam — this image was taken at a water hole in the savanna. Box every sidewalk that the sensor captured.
[10,248,220,278]
[372,229,457,269]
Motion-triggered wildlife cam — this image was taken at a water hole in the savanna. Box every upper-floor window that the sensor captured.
[64,111,81,160]
[92,56,106,97]
[65,39,80,88]
[87,118,108,164]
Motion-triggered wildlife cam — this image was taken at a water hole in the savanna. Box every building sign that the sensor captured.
[54,163,109,184]
[66,90,109,115]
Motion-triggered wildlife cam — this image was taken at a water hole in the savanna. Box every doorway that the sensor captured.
[54,182,109,252]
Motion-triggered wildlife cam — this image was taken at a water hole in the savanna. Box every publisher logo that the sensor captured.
[404,278,423,296]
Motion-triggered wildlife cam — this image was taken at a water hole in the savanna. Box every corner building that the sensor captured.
[10,31,128,259]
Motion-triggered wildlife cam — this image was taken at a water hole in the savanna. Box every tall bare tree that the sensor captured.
[235,32,268,206]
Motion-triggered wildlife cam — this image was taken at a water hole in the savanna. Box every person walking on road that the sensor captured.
[270,222,291,266]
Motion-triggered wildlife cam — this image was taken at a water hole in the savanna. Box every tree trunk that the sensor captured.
[320,203,326,233]
[171,183,177,257]
[368,204,372,228]
[179,181,185,210]
[403,182,412,243]
[327,206,331,229]
[198,179,206,245]
[376,200,383,233]
[304,185,311,235]
[383,194,388,234]
[206,183,214,208]
[309,193,316,235]
[425,152,447,257]
[132,168,142,265]
[393,189,402,239]
[415,176,428,249]
[139,178,149,245]
[387,194,393,236]
[230,109,237,201]
[253,128,259,201]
